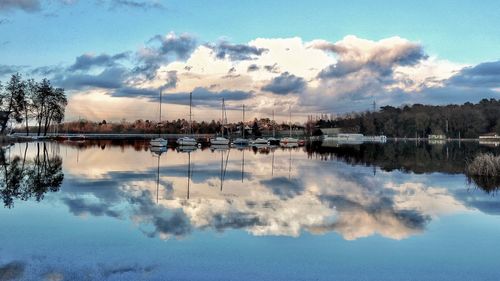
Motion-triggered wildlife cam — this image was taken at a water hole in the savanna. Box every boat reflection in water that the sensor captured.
[1,140,500,280]
[3,140,499,237]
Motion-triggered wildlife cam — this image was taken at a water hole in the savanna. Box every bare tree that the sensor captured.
[31,79,67,136]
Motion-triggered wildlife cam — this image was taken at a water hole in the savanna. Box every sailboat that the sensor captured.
[233,105,249,146]
[280,105,298,145]
[267,109,280,145]
[150,90,168,147]
[210,98,230,145]
[177,92,197,146]
[251,117,268,145]
[251,138,268,145]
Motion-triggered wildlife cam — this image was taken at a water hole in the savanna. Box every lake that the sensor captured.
[0,140,499,281]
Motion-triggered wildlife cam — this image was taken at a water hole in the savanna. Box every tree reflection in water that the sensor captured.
[308,140,500,194]
[0,143,64,208]
[467,176,500,194]
[1,140,497,241]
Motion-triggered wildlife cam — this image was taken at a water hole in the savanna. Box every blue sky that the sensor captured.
[1,0,498,66]
[0,0,499,121]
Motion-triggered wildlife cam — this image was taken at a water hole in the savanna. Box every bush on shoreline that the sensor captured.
[466,153,500,177]
[466,153,500,192]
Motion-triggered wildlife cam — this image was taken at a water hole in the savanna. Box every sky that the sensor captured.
[0,0,499,122]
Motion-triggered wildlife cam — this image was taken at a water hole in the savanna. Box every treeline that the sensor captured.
[318,99,500,138]
[0,74,67,136]
[44,118,302,136]
[58,119,223,134]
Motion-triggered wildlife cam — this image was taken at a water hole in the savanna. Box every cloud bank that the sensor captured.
[3,30,498,121]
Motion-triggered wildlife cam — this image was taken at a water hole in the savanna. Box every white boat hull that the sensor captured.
[210,138,230,145]
[177,138,197,146]
[280,137,298,144]
[251,138,268,145]
[150,138,168,147]
[233,138,249,145]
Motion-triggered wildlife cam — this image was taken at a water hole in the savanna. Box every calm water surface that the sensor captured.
[0,140,499,281]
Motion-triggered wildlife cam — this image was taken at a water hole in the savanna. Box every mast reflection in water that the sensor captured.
[0,140,499,280]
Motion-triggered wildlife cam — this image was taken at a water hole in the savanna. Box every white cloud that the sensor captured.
[391,56,467,92]
[48,33,494,121]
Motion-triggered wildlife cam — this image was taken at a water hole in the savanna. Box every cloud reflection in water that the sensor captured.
[1,141,496,241]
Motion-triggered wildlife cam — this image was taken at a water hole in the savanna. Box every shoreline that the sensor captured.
[1,133,486,144]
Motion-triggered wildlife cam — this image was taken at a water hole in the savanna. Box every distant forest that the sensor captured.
[317,99,500,138]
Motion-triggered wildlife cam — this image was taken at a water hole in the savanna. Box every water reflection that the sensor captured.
[308,140,497,174]
[310,140,500,193]
[2,140,500,241]
[466,175,500,194]
[0,143,63,208]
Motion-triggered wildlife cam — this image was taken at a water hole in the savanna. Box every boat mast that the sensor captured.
[158,90,162,138]
[189,92,192,135]
[221,98,225,137]
[289,105,292,138]
[242,105,245,138]
[272,109,275,138]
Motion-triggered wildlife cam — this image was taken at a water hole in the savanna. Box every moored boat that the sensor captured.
[267,137,280,145]
[210,137,230,145]
[150,90,167,147]
[232,104,249,146]
[177,92,196,146]
[280,137,298,144]
[251,138,268,145]
[151,138,168,147]
[177,137,197,146]
[280,105,298,145]
[233,138,249,146]
[210,99,230,146]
